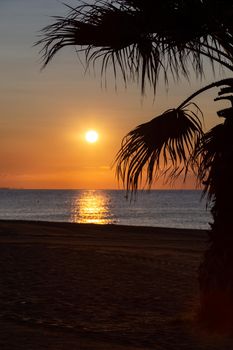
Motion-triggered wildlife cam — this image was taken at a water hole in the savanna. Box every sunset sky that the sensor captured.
[0,0,228,189]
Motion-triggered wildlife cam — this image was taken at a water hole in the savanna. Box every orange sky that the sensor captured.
[0,0,228,189]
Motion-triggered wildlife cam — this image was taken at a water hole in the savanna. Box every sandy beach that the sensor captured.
[0,220,232,349]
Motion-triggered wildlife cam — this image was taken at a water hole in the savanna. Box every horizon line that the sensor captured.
[0,187,202,191]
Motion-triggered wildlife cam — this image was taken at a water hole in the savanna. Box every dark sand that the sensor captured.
[0,220,232,349]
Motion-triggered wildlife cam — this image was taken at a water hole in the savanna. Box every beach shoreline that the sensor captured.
[0,220,232,349]
[0,218,207,236]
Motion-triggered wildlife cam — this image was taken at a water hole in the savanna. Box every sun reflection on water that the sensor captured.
[71,190,114,224]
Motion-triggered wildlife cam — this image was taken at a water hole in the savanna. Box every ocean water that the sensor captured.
[0,189,211,229]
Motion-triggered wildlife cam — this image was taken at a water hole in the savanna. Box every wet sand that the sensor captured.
[0,220,232,349]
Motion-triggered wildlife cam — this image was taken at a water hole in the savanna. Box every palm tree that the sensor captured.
[38,0,233,330]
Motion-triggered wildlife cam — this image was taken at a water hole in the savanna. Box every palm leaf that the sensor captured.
[115,103,203,194]
[191,123,226,202]
[37,0,233,94]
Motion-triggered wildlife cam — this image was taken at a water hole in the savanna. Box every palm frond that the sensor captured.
[191,123,226,202]
[37,0,233,93]
[37,3,141,67]
[115,104,203,194]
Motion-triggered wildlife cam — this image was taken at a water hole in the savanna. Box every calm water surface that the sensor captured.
[0,189,211,229]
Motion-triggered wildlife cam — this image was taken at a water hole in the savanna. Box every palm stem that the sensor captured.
[178,78,233,110]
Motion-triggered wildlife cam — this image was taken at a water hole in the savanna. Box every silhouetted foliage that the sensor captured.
[38,0,233,94]
[116,104,203,194]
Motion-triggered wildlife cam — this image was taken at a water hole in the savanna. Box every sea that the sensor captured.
[0,189,211,230]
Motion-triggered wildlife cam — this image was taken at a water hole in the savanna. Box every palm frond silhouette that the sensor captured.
[116,104,203,194]
[38,0,233,93]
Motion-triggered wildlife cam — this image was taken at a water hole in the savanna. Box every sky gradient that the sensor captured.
[0,0,228,189]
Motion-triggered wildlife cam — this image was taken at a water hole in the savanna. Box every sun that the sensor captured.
[85,130,99,143]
